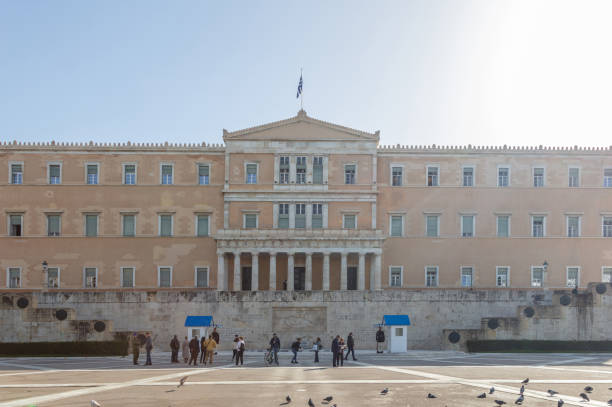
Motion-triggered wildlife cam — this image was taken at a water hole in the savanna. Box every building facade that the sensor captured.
[2,110,612,293]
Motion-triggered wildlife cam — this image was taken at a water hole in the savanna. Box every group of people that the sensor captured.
[131,332,153,366]
[185,328,220,366]
[331,332,356,367]
[231,334,246,366]
[266,332,358,366]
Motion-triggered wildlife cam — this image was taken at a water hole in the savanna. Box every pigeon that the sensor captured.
[91,401,101,407]
[323,396,333,402]
[520,385,524,394]
[584,386,593,393]
[494,400,507,406]
[380,388,389,395]
[177,376,189,388]
[286,395,292,403]
[579,393,590,402]
[308,398,315,407]
[557,400,564,407]
[547,390,559,396]
[515,394,524,405]
[477,393,487,398]
[489,387,495,394]
[521,378,529,384]
[427,393,437,399]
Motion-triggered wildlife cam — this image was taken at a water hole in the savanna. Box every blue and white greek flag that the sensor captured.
[296,74,303,98]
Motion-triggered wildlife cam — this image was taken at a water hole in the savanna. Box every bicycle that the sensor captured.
[264,347,274,366]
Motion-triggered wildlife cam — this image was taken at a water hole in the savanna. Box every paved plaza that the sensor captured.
[1,351,612,406]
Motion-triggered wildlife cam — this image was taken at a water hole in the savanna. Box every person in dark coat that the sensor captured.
[313,337,322,363]
[212,327,220,355]
[170,335,180,363]
[290,338,301,364]
[188,336,199,366]
[345,332,357,361]
[132,333,140,365]
[376,326,385,354]
[269,333,281,366]
[144,332,153,366]
[331,335,340,367]
[232,334,239,361]
[200,335,207,364]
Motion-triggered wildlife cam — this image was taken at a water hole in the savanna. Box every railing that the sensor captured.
[215,228,383,239]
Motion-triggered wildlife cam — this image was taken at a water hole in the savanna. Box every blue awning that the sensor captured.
[383,315,411,326]
[184,316,213,327]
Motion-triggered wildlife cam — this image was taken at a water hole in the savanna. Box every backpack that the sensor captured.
[240,342,245,351]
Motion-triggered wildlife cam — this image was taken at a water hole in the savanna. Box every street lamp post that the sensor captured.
[42,260,48,288]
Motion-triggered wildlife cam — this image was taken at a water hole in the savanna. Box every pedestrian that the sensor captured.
[235,336,245,366]
[132,333,140,365]
[144,332,153,366]
[376,326,385,354]
[212,327,220,356]
[181,336,189,363]
[188,336,199,366]
[200,335,207,364]
[170,335,180,363]
[290,338,301,364]
[331,335,340,367]
[205,334,217,365]
[338,338,345,366]
[313,337,322,363]
[282,280,287,290]
[269,333,280,366]
[345,332,357,361]
[232,334,239,362]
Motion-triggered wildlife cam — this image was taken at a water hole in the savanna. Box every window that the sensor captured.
[123,164,136,185]
[461,215,474,237]
[86,164,99,185]
[532,216,545,237]
[497,215,510,237]
[395,327,403,336]
[604,169,612,187]
[496,267,509,287]
[279,157,289,184]
[343,214,356,229]
[531,266,544,287]
[9,214,23,236]
[390,215,403,237]
[7,268,20,288]
[47,267,59,288]
[244,213,257,229]
[198,164,210,185]
[389,266,402,287]
[196,214,209,237]
[195,267,209,288]
[603,267,612,283]
[498,167,509,187]
[569,167,580,187]
[344,164,356,185]
[295,204,306,228]
[296,156,306,184]
[84,268,97,288]
[158,267,172,287]
[603,216,612,237]
[312,204,323,229]
[313,157,323,184]
[567,267,579,287]
[461,267,473,287]
[10,163,23,184]
[159,215,173,236]
[567,216,580,237]
[246,163,257,184]
[533,167,545,187]
[161,164,173,185]
[278,204,289,229]
[85,215,98,237]
[427,166,439,186]
[426,215,439,237]
[47,214,61,236]
[463,167,474,187]
[122,215,135,237]
[392,167,403,186]
[426,266,438,287]
[48,164,61,184]
[121,267,134,288]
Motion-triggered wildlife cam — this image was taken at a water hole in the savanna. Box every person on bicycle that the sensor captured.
[269,333,281,366]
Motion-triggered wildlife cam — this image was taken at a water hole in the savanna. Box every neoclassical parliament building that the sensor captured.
[2,110,612,294]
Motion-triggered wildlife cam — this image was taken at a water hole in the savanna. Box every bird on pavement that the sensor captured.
[323,396,333,402]
[584,386,594,393]
[91,401,101,407]
[494,400,507,406]
[177,376,189,388]
[477,393,487,398]
[286,395,292,403]
[380,388,389,395]
[427,393,437,399]
[579,393,590,402]
[308,398,315,407]
[520,385,524,394]
[515,394,524,405]
[547,390,559,396]
[557,399,564,407]
[521,378,529,384]
[489,387,495,394]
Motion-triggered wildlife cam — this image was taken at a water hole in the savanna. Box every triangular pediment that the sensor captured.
[223,110,379,142]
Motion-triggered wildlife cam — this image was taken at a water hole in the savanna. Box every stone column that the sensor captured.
[217,251,225,291]
[373,253,382,290]
[305,252,312,291]
[358,252,366,290]
[341,252,348,290]
[323,252,330,291]
[287,252,294,291]
[233,251,241,291]
[269,253,277,291]
[251,252,259,291]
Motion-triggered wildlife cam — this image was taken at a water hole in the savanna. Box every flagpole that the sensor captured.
[300,68,303,111]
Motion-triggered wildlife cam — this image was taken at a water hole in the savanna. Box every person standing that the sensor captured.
[313,337,322,363]
[235,336,245,366]
[331,335,340,367]
[212,327,220,356]
[200,335,207,364]
[376,326,385,354]
[132,333,140,365]
[205,334,217,365]
[345,332,357,361]
[290,338,301,364]
[188,336,199,366]
[181,336,190,363]
[232,334,239,362]
[144,332,153,366]
[170,335,180,363]
[269,333,281,366]
[338,338,345,367]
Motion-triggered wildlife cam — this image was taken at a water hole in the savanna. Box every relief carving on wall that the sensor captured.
[272,307,327,332]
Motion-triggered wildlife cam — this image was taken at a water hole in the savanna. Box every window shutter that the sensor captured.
[391,216,402,236]
[50,165,60,178]
[197,215,209,236]
[426,216,438,237]
[48,215,60,235]
[86,215,97,236]
[123,215,135,236]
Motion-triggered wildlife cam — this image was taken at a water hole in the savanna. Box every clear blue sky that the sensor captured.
[1,0,611,147]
